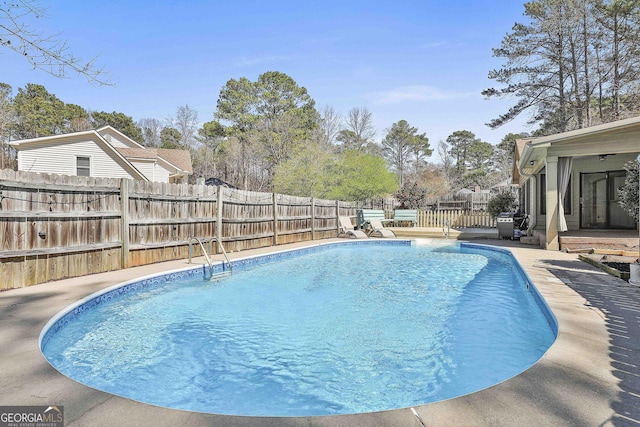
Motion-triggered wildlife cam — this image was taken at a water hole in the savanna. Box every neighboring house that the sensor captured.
[9,126,193,183]
[514,116,640,250]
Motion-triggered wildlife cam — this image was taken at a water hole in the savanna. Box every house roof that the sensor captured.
[157,148,193,174]
[9,129,149,181]
[524,115,640,147]
[116,147,158,160]
[9,126,193,180]
[115,147,192,175]
[515,116,640,180]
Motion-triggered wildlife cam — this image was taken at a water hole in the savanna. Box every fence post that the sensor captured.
[336,200,340,234]
[311,197,316,240]
[273,193,279,246]
[120,178,130,269]
[216,185,224,253]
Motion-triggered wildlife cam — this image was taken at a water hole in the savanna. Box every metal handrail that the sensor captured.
[188,237,232,272]
[443,219,450,239]
[212,237,232,272]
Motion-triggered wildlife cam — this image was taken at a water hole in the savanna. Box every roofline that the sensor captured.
[97,126,145,149]
[527,115,640,146]
[517,116,640,174]
[8,130,101,146]
[155,155,190,174]
[10,129,148,181]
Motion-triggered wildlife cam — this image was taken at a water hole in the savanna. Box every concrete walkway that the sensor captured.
[1,239,639,426]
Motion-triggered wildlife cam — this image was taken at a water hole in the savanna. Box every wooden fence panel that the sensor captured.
[2,168,496,290]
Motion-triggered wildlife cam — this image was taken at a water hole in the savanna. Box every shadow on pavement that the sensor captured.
[542,258,640,427]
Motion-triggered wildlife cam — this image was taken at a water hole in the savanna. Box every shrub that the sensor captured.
[395,181,427,209]
[487,192,518,218]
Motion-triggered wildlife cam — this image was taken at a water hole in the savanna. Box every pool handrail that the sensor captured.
[188,237,232,273]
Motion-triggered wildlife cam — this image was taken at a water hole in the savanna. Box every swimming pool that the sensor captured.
[40,240,557,417]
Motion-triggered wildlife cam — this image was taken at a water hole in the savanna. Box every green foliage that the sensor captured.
[446,130,477,174]
[460,169,491,190]
[160,127,183,149]
[445,129,498,187]
[12,83,66,138]
[618,159,639,221]
[272,144,334,198]
[484,0,640,131]
[467,140,494,170]
[216,72,317,136]
[273,148,398,201]
[214,72,319,183]
[90,111,144,143]
[64,103,90,132]
[254,71,317,135]
[327,150,398,201]
[381,119,431,184]
[487,192,518,218]
[395,181,427,209]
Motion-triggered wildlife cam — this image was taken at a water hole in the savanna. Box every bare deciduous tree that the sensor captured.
[0,1,111,85]
[316,104,342,147]
[138,118,163,147]
[0,83,15,169]
[168,105,199,150]
[345,107,375,148]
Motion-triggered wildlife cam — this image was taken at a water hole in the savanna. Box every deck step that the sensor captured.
[559,236,638,252]
[520,235,541,246]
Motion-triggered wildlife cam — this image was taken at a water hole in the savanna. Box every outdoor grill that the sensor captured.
[497,212,527,240]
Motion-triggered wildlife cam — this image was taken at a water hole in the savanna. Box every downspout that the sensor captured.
[519,169,537,236]
[518,150,537,236]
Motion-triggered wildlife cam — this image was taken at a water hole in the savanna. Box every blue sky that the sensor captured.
[2,1,533,158]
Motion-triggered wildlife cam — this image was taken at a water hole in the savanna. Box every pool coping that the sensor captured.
[1,238,637,426]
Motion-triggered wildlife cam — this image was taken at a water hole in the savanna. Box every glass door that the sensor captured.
[581,171,636,229]
[581,172,607,228]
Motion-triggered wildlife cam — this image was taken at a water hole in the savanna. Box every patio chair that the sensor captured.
[367,219,396,238]
[338,216,368,239]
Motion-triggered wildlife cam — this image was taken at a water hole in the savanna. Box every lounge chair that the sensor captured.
[338,216,368,239]
[367,219,396,238]
[393,209,418,227]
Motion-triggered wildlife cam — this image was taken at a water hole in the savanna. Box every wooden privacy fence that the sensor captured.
[0,169,497,290]
[0,169,358,289]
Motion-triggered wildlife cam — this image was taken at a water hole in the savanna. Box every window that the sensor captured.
[539,173,572,215]
[76,156,90,176]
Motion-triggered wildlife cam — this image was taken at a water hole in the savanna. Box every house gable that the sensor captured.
[9,127,192,183]
[97,126,145,149]
[10,131,147,181]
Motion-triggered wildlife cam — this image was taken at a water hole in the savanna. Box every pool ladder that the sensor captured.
[188,237,232,280]
[443,219,450,239]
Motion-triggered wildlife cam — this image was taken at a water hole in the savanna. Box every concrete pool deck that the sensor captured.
[1,238,639,426]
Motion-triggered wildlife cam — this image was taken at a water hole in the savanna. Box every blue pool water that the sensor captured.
[41,241,557,417]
